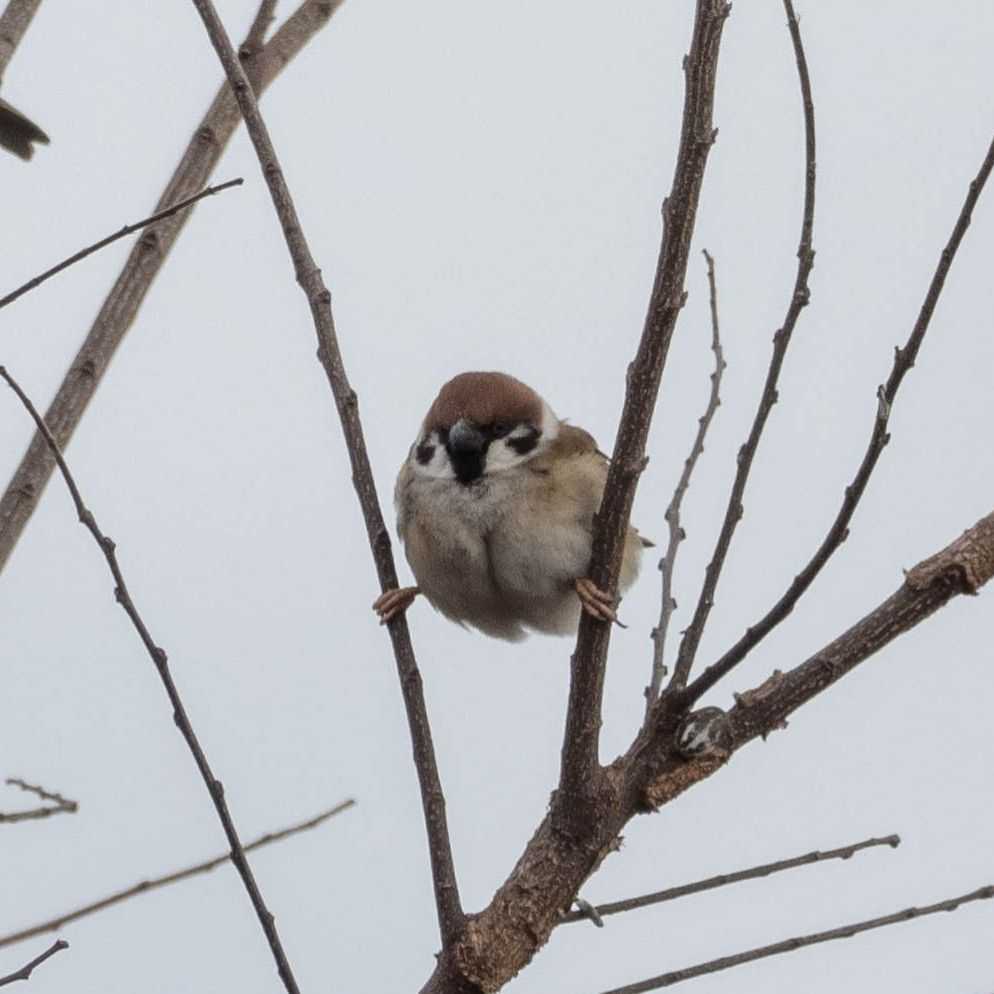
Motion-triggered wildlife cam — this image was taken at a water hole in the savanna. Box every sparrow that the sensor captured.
[0,97,49,160]
[373,371,650,641]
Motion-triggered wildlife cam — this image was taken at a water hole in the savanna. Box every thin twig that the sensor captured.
[562,834,898,926]
[0,0,42,80]
[0,799,355,950]
[645,250,725,715]
[0,940,67,988]
[0,0,342,575]
[685,127,994,705]
[0,365,304,994]
[242,0,278,56]
[0,778,77,823]
[0,179,243,312]
[668,0,816,692]
[187,0,464,951]
[557,0,731,822]
[596,885,994,993]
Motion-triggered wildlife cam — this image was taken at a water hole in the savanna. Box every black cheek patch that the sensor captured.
[416,443,435,466]
[507,429,539,456]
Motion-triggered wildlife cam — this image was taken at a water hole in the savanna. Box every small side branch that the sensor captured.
[0,940,67,989]
[667,0,816,691]
[645,249,725,714]
[0,778,77,823]
[0,799,354,950]
[187,0,464,950]
[596,885,994,993]
[561,833,898,925]
[0,365,304,994]
[0,178,243,311]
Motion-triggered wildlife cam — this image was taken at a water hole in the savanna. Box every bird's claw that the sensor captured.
[372,586,420,624]
[574,578,627,628]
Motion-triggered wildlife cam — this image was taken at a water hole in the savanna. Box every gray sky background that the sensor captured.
[2,2,993,992]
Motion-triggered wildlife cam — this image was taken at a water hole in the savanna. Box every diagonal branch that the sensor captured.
[596,884,994,994]
[0,778,77,823]
[668,0,816,692]
[0,364,305,994]
[561,833,898,926]
[645,249,725,714]
[0,940,67,989]
[0,799,354,950]
[558,0,730,820]
[0,0,342,576]
[685,126,994,705]
[0,178,243,312]
[187,0,464,951]
[0,0,42,80]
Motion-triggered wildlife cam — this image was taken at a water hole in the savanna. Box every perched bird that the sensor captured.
[0,96,49,160]
[373,371,650,640]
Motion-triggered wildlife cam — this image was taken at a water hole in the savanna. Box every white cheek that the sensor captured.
[409,433,455,480]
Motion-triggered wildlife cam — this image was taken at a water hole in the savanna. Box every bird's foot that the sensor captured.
[372,586,421,624]
[574,578,627,628]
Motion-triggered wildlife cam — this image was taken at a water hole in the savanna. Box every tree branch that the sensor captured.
[0,0,41,80]
[597,885,994,994]
[0,778,77,824]
[0,799,354,950]
[0,178,243,312]
[0,365,306,994]
[186,0,465,951]
[0,0,342,575]
[0,1,48,159]
[558,0,730,823]
[0,940,67,989]
[685,122,994,703]
[561,833,898,926]
[668,0,816,692]
[645,249,725,714]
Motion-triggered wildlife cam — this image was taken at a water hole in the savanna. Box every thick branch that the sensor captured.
[0,365,305,994]
[598,885,994,993]
[645,250,725,713]
[0,0,342,575]
[561,833,898,925]
[669,0,816,691]
[0,799,354,950]
[0,778,77,823]
[0,940,67,989]
[685,132,994,703]
[187,0,464,951]
[558,0,730,821]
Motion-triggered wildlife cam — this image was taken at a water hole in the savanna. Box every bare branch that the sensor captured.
[596,885,994,994]
[558,0,730,824]
[562,833,898,926]
[242,0,278,56]
[0,365,305,994]
[645,250,725,714]
[0,178,242,312]
[668,0,816,692]
[0,0,41,79]
[0,1,48,160]
[686,125,994,705]
[0,0,343,575]
[0,778,77,823]
[0,940,67,988]
[0,799,355,950]
[187,0,464,951]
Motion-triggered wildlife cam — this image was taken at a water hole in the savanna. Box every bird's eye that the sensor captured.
[491,422,513,438]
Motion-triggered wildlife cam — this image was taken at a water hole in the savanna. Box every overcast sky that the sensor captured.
[2,2,993,993]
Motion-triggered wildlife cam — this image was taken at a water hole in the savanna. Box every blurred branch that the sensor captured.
[0,778,77,824]
[0,940,67,989]
[0,364,306,994]
[0,1,48,160]
[0,0,343,575]
[0,0,42,79]
[187,0,465,952]
[597,885,994,993]
[0,798,355,950]
[668,0,816,692]
[562,834,898,926]
[0,178,243,312]
[645,250,725,714]
[684,37,994,706]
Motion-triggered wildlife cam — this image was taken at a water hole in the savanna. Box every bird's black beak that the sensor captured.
[447,419,487,484]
